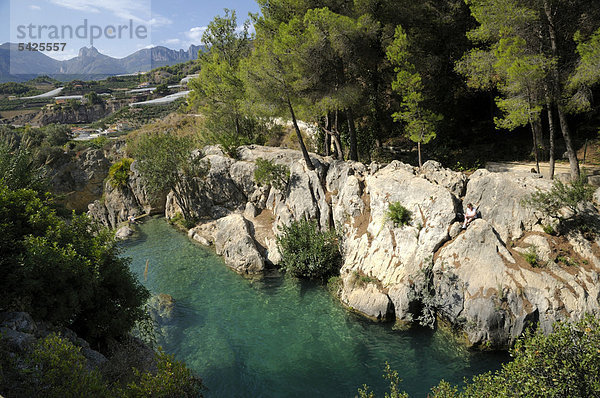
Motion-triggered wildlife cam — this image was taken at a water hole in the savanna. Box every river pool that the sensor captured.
[121,218,507,397]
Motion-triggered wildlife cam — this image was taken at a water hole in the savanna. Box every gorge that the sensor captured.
[86,144,600,350]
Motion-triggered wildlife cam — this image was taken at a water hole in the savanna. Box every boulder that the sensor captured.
[148,293,176,324]
[339,161,458,322]
[115,225,135,240]
[88,161,167,228]
[214,214,265,274]
[340,273,394,321]
[52,148,110,212]
[0,312,37,334]
[433,219,600,347]
[463,170,553,242]
[244,202,259,219]
[419,160,467,198]
[0,328,36,352]
[515,234,552,263]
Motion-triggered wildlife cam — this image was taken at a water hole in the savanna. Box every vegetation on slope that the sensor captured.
[360,316,600,397]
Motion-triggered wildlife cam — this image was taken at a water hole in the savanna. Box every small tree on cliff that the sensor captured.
[387,26,442,168]
[132,132,208,222]
[240,19,315,171]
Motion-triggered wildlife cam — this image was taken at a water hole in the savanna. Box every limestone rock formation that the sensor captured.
[88,161,167,228]
[51,148,110,212]
[463,169,553,242]
[210,214,265,274]
[87,144,600,349]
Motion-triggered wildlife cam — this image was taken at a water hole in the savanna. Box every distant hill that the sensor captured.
[0,43,204,82]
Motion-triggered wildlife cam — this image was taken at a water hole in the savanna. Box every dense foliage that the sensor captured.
[0,186,149,344]
[0,333,204,398]
[186,2,600,172]
[359,316,600,397]
[276,219,341,281]
[0,82,41,96]
[253,158,290,191]
[0,142,48,193]
[0,124,72,168]
[188,10,267,156]
[108,158,134,188]
[131,132,207,222]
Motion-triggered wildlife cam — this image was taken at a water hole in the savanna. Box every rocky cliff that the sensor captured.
[90,145,600,349]
[88,160,167,229]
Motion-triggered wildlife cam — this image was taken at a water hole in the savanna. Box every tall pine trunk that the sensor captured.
[334,110,343,160]
[347,108,358,161]
[287,97,315,171]
[544,0,580,179]
[324,113,331,157]
[530,120,540,174]
[545,88,556,179]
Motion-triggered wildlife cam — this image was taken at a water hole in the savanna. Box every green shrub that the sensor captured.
[447,316,600,397]
[0,334,204,398]
[26,334,109,398]
[358,362,408,398]
[543,224,557,235]
[91,136,110,149]
[353,271,378,286]
[556,255,578,267]
[0,141,48,193]
[108,158,134,188]
[0,187,149,345]
[276,219,341,281]
[522,245,541,267]
[169,212,197,230]
[327,276,342,295]
[523,174,594,222]
[360,316,600,397]
[386,202,412,227]
[123,349,204,398]
[254,158,290,191]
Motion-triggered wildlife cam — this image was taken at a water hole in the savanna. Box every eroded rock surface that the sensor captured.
[88,144,600,348]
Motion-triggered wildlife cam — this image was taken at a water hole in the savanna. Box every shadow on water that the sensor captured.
[121,218,509,398]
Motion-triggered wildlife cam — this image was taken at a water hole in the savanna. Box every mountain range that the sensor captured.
[0,43,204,82]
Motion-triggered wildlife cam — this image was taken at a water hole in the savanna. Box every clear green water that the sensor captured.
[121,218,507,397]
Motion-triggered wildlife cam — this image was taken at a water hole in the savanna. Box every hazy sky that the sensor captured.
[0,0,260,60]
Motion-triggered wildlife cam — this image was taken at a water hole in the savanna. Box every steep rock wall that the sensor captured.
[89,145,600,348]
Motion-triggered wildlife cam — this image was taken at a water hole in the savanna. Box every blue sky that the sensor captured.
[0,0,260,60]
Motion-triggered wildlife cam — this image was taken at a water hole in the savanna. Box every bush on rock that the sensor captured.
[276,219,341,281]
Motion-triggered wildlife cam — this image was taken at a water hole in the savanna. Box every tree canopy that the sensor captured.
[186,2,600,173]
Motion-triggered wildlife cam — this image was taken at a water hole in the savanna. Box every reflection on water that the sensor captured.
[121,218,507,397]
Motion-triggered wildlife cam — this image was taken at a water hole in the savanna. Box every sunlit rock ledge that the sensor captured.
[89,144,600,349]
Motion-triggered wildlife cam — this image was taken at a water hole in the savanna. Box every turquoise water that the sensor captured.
[121,218,507,397]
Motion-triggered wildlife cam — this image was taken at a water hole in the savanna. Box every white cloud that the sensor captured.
[163,38,181,46]
[185,26,207,44]
[149,16,172,27]
[47,0,170,27]
[28,5,42,10]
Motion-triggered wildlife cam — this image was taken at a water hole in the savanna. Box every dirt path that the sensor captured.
[486,161,600,179]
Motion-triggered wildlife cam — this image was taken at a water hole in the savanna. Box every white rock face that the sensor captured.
[419,160,467,198]
[339,273,394,321]
[90,144,600,348]
[463,169,553,242]
[433,219,600,347]
[515,235,552,263]
[338,160,459,322]
[213,214,265,274]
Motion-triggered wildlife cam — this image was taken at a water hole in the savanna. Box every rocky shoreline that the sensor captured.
[86,144,600,349]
